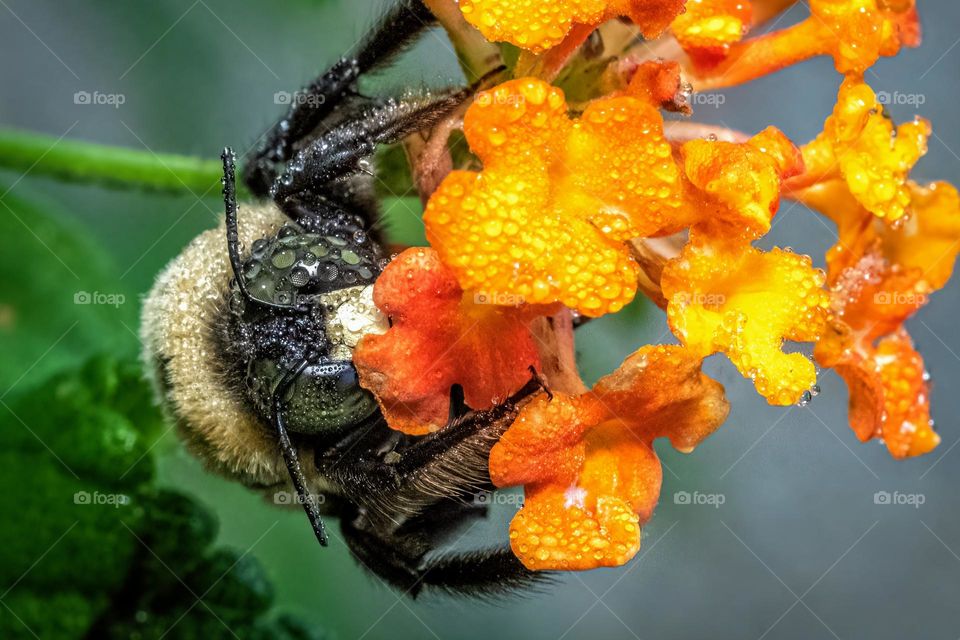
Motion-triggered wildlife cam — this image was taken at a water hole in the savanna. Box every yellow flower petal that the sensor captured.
[662,240,829,405]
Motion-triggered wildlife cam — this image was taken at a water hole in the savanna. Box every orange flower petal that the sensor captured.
[819,328,938,458]
[353,247,543,435]
[810,249,947,459]
[810,0,916,74]
[492,345,728,570]
[799,77,930,222]
[883,181,960,290]
[559,94,695,240]
[871,331,938,458]
[590,345,731,452]
[682,126,804,239]
[458,0,685,54]
[693,1,919,88]
[510,472,653,569]
[671,0,753,66]
[490,391,593,489]
[509,486,647,570]
[662,241,829,405]
[796,179,960,294]
[424,78,642,317]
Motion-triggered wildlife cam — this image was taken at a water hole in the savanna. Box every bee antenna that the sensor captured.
[222,147,253,302]
[221,147,309,313]
[272,357,329,547]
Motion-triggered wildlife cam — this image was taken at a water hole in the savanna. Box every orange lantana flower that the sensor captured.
[353,247,546,435]
[694,0,919,88]
[795,180,960,456]
[374,0,955,575]
[794,77,931,222]
[662,240,830,405]
[681,125,803,239]
[490,345,729,570]
[425,74,803,318]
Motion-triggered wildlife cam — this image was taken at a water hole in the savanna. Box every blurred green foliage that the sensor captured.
[0,196,325,639]
[0,188,139,389]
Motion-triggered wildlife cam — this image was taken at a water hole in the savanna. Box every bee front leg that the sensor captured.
[243,0,440,196]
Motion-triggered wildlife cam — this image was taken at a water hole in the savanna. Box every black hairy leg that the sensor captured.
[318,376,543,527]
[270,86,476,211]
[243,0,438,196]
[339,502,549,598]
[271,62,505,235]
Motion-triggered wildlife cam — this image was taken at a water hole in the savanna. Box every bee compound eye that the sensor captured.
[281,361,378,434]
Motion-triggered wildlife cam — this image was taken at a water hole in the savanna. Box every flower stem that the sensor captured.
[0,128,225,196]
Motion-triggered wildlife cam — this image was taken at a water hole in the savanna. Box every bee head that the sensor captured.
[222,221,388,436]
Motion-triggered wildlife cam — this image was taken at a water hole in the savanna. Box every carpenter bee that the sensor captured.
[141,0,544,597]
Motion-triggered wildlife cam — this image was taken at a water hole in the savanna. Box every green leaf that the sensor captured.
[0,356,164,486]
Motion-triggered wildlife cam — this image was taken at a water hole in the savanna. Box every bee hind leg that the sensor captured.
[339,503,550,598]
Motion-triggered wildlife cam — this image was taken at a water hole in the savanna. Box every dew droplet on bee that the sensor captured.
[251,238,269,255]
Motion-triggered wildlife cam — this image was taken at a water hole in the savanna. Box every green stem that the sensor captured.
[0,128,225,196]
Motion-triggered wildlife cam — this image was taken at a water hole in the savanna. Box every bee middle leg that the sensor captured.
[317,377,543,525]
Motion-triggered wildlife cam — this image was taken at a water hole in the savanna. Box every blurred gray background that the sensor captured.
[2,1,959,638]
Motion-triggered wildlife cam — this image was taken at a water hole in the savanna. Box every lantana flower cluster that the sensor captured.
[354,0,960,571]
